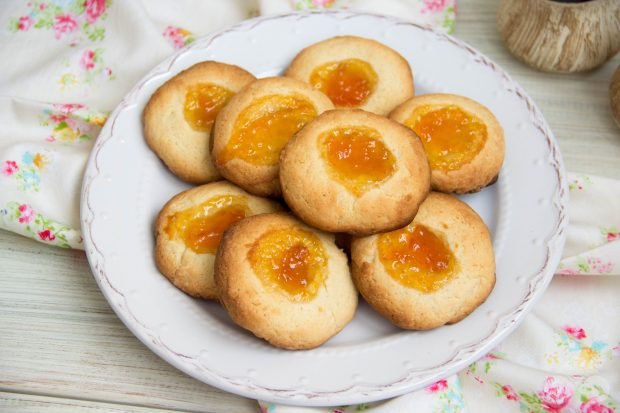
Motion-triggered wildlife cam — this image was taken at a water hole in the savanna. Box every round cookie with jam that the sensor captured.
[351,192,495,330]
[214,213,357,350]
[285,36,414,115]
[155,181,282,300]
[279,109,431,235]
[212,77,334,197]
[143,61,256,184]
[390,93,505,194]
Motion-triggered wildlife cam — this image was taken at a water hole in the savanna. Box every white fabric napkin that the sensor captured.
[0,1,617,413]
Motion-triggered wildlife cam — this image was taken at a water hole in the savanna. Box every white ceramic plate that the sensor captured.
[81,12,568,406]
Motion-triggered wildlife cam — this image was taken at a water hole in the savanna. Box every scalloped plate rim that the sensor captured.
[80,11,568,407]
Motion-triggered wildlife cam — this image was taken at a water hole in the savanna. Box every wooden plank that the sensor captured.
[0,391,195,413]
[0,231,256,413]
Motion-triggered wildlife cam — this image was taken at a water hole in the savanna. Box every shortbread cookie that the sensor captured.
[214,213,357,349]
[280,109,431,235]
[144,61,255,183]
[351,192,495,330]
[212,77,334,197]
[155,181,282,299]
[286,36,414,115]
[390,93,505,194]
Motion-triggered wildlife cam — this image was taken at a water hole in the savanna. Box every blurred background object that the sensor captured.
[497,0,620,73]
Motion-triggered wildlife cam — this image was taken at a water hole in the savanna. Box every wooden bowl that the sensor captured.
[610,65,620,128]
[498,0,620,73]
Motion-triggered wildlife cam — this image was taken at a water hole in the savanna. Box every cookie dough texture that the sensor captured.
[351,192,496,330]
[286,35,414,115]
[143,61,255,184]
[280,109,431,235]
[155,181,282,300]
[212,76,334,198]
[214,213,358,349]
[390,93,505,194]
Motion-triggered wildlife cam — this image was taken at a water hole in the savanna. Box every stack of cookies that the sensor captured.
[144,36,504,350]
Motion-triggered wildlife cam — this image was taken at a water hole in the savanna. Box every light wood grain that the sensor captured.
[0,233,256,413]
[0,391,191,413]
[1,1,619,413]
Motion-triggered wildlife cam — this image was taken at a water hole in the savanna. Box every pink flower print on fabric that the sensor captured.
[53,13,78,39]
[17,15,33,31]
[162,26,194,49]
[291,0,344,11]
[8,1,111,42]
[601,227,620,243]
[427,379,448,393]
[537,377,573,413]
[502,385,519,401]
[557,267,580,275]
[586,257,613,274]
[8,1,114,89]
[85,0,106,24]
[580,397,615,413]
[80,49,96,70]
[423,0,448,12]
[56,103,85,114]
[4,201,80,248]
[2,160,18,176]
[18,204,35,224]
[38,228,56,241]
[313,0,335,6]
[563,326,587,340]
[561,256,615,275]
[49,113,67,123]
[40,103,106,143]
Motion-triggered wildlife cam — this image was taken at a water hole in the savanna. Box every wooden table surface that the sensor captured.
[1,1,619,412]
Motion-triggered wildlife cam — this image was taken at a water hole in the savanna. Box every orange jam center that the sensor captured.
[217,94,317,166]
[248,228,327,301]
[405,105,487,172]
[378,223,456,293]
[320,126,396,196]
[165,195,248,254]
[183,83,234,132]
[309,58,378,107]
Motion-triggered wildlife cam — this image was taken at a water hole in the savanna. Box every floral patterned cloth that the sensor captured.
[0,0,254,248]
[1,2,618,413]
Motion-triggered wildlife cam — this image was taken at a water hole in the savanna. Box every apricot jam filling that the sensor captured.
[378,223,456,293]
[320,126,396,196]
[218,94,317,166]
[309,58,378,107]
[165,195,248,254]
[248,228,327,301]
[184,83,234,132]
[405,105,487,172]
